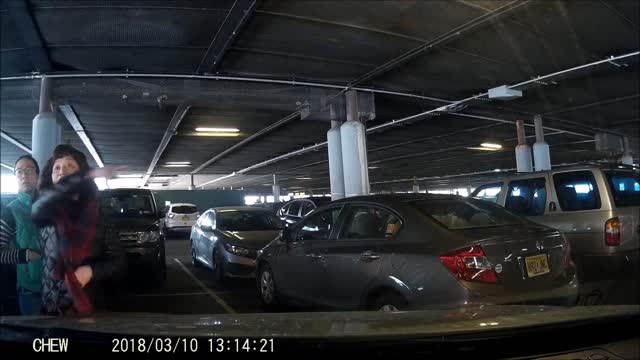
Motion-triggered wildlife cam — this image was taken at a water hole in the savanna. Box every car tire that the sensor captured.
[369,292,407,312]
[191,241,200,268]
[211,249,226,287]
[258,264,280,311]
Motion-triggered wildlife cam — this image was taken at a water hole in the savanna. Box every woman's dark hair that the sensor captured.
[14,155,40,175]
[38,144,91,191]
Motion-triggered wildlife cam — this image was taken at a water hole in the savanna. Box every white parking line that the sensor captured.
[173,258,237,314]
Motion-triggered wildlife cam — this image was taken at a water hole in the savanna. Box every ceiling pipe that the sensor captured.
[515,119,533,172]
[0,72,452,104]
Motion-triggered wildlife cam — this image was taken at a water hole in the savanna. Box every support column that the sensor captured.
[532,115,551,171]
[412,176,420,193]
[272,174,281,202]
[341,90,370,197]
[327,104,345,200]
[620,137,634,165]
[32,77,62,167]
[188,174,195,190]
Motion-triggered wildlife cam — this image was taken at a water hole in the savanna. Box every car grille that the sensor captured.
[118,232,139,244]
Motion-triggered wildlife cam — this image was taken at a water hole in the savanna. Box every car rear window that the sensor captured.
[100,194,155,217]
[553,171,601,211]
[605,171,640,207]
[411,198,526,230]
[172,205,198,214]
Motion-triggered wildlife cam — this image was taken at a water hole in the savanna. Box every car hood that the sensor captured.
[219,230,282,249]
[104,216,160,232]
[0,305,636,339]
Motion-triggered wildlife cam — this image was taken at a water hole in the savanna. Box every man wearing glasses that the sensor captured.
[1,155,43,315]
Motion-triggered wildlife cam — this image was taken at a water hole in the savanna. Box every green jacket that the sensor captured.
[6,192,43,292]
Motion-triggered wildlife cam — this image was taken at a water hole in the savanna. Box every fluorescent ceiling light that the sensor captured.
[480,143,502,149]
[195,127,240,133]
[467,146,501,151]
[149,176,174,181]
[161,164,191,168]
[493,169,502,172]
[165,162,191,165]
[295,177,313,180]
[117,174,144,178]
[192,132,240,137]
[368,166,379,169]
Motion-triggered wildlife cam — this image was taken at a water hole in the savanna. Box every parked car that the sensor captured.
[190,207,284,286]
[256,194,578,311]
[277,197,332,226]
[471,163,639,304]
[163,203,199,237]
[99,189,166,285]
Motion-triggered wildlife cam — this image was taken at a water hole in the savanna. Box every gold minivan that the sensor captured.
[471,163,639,304]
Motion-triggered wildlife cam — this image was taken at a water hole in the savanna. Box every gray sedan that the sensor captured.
[190,207,284,285]
[256,194,579,311]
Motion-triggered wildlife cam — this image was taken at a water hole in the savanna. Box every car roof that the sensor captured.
[99,188,153,196]
[208,206,273,212]
[474,163,638,185]
[169,203,197,207]
[330,193,463,206]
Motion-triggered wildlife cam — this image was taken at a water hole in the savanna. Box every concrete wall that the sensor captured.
[153,190,245,212]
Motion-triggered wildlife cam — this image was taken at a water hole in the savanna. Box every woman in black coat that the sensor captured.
[32,145,126,316]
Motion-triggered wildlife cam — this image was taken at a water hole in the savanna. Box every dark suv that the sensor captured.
[99,189,166,286]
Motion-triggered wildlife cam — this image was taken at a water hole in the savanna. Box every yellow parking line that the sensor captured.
[173,258,237,314]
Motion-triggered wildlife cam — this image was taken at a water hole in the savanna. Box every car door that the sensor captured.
[313,204,402,310]
[274,206,344,304]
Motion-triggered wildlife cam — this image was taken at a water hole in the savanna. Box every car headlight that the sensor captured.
[138,231,160,243]
[224,243,251,257]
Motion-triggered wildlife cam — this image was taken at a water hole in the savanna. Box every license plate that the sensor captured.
[182,216,189,221]
[525,254,550,278]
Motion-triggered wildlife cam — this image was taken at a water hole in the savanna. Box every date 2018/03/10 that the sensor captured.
[111,338,275,353]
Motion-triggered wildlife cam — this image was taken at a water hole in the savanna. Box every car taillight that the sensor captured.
[605,217,621,246]
[168,213,175,219]
[563,238,575,268]
[439,246,498,284]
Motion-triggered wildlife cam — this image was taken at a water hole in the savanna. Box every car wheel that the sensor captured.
[191,241,200,268]
[369,292,407,312]
[258,264,280,311]
[211,249,226,287]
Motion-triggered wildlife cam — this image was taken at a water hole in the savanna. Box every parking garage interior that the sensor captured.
[0,0,639,355]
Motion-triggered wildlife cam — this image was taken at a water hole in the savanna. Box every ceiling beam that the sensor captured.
[191,111,300,175]
[141,104,191,186]
[347,0,532,87]
[195,0,257,73]
[6,0,52,72]
[1,163,16,172]
[1,130,32,154]
[59,104,104,168]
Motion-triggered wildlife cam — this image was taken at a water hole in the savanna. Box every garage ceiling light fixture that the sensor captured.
[480,143,502,149]
[117,174,144,178]
[295,177,313,180]
[195,127,240,133]
[191,132,241,137]
[166,162,191,165]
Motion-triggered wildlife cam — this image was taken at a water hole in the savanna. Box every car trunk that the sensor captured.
[455,224,568,293]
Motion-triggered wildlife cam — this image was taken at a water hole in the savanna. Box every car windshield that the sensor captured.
[99,194,155,217]
[411,198,527,230]
[605,171,640,207]
[171,205,198,214]
[217,211,284,231]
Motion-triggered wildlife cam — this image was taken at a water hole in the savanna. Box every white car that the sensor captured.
[163,203,199,235]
